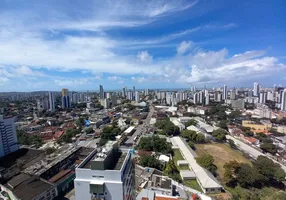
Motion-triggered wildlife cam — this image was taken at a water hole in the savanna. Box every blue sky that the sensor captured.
[0,0,286,92]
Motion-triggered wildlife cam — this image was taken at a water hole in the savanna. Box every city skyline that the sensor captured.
[0,0,286,92]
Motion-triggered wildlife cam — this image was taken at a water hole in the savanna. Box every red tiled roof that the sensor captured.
[54,131,65,139]
[244,137,257,144]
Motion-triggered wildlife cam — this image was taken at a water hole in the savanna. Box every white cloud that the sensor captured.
[137,51,153,63]
[135,49,286,85]
[131,76,148,83]
[14,66,45,77]
[54,78,89,86]
[107,76,124,84]
[177,41,193,54]
[0,77,9,85]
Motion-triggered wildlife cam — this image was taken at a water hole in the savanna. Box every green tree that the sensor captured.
[138,136,172,154]
[139,155,163,170]
[181,129,197,141]
[76,118,85,127]
[195,133,205,143]
[188,141,195,150]
[185,119,197,127]
[223,160,241,187]
[260,143,277,155]
[196,154,217,176]
[228,139,237,149]
[212,128,227,141]
[254,156,286,183]
[164,159,181,182]
[236,163,262,188]
[196,154,214,168]
[218,120,228,129]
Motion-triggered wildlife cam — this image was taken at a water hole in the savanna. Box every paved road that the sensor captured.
[226,135,286,173]
[125,104,154,145]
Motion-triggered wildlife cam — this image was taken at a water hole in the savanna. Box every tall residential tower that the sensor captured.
[0,116,18,158]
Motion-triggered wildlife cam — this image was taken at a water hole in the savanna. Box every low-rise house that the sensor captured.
[243,137,259,145]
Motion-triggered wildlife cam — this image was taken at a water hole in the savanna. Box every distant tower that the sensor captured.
[48,92,55,111]
[253,82,260,97]
[99,85,104,99]
[281,89,286,111]
[122,87,126,98]
[61,88,71,109]
[222,85,227,100]
[135,91,140,103]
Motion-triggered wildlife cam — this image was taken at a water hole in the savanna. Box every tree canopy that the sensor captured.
[164,159,181,182]
[139,155,163,170]
[224,156,286,189]
[17,129,43,148]
[180,129,205,143]
[196,154,217,176]
[185,119,198,127]
[138,135,172,154]
[155,119,180,136]
[212,128,227,141]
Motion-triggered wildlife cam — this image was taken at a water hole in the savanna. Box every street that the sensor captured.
[125,104,154,145]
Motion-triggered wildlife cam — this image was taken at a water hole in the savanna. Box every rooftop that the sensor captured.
[23,145,80,176]
[0,148,44,170]
[80,141,130,171]
[6,173,54,200]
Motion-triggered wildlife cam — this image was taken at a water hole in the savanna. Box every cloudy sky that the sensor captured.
[0,0,285,91]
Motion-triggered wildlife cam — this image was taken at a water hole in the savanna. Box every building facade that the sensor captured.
[0,116,18,158]
[48,92,55,111]
[75,142,135,200]
[61,88,71,109]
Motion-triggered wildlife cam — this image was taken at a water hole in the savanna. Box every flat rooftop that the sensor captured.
[80,141,129,170]
[0,148,44,169]
[6,173,54,200]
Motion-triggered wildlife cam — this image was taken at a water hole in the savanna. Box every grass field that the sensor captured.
[173,149,202,192]
[178,165,190,170]
[195,143,251,179]
[173,149,184,162]
[183,180,203,192]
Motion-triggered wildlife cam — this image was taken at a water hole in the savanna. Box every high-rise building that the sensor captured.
[259,92,267,104]
[99,85,104,99]
[122,87,126,98]
[72,93,79,104]
[281,89,286,111]
[205,94,210,105]
[135,91,140,103]
[74,141,135,200]
[0,116,18,158]
[193,93,198,104]
[132,86,135,100]
[62,88,71,109]
[111,93,117,106]
[248,90,253,97]
[230,90,236,100]
[223,85,227,100]
[199,91,204,104]
[48,92,55,111]
[62,88,68,96]
[145,88,149,96]
[253,82,260,97]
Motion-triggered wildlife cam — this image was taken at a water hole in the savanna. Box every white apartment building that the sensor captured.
[281,89,286,111]
[75,141,135,200]
[0,116,19,158]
